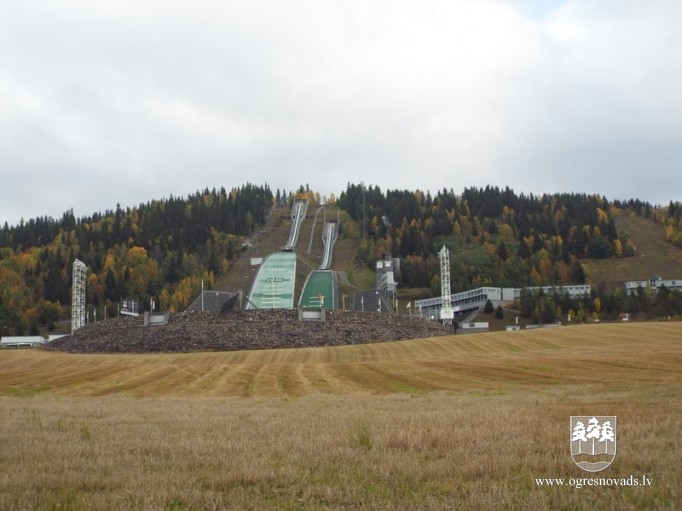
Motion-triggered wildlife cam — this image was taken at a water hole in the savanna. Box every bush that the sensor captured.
[484,299,494,313]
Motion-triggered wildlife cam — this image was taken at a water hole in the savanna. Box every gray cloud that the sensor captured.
[1,0,681,226]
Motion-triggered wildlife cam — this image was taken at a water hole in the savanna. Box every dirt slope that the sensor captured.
[583,213,682,292]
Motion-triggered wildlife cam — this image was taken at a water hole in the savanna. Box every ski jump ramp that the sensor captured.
[299,220,339,310]
[319,220,338,270]
[246,199,340,311]
[283,199,307,251]
[246,199,306,309]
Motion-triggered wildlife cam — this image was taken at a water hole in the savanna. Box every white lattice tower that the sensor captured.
[71,259,87,334]
[439,245,453,325]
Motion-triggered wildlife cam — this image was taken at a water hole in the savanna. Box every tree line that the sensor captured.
[0,184,274,335]
[513,284,682,324]
[337,185,649,290]
[0,181,679,334]
[337,184,682,318]
[663,200,682,248]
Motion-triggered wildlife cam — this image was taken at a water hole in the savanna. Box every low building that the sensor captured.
[414,285,591,323]
[188,290,242,312]
[512,285,591,300]
[624,275,682,295]
[624,280,650,294]
[1,336,46,348]
[415,287,512,320]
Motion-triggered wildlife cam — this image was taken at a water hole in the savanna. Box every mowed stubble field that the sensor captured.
[1,322,680,510]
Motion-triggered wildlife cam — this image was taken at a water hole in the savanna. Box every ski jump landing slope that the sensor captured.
[298,270,337,310]
[246,251,297,309]
[299,220,339,310]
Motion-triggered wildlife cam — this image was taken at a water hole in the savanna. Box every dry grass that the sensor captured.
[583,214,682,291]
[1,322,679,398]
[1,323,681,510]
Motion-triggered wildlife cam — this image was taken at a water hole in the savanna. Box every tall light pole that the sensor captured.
[439,245,453,325]
[361,182,367,240]
[71,259,87,334]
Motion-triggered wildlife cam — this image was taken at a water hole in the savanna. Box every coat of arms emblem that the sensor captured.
[570,416,617,472]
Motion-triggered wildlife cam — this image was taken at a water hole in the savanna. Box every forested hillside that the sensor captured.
[0,181,680,336]
[665,200,682,248]
[338,185,654,290]
[338,185,682,320]
[0,184,273,335]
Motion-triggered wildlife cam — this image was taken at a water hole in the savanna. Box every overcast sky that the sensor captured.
[1,0,681,226]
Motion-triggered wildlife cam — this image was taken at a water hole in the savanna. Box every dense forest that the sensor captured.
[665,200,682,248]
[337,184,682,320]
[0,184,274,335]
[0,182,681,335]
[338,184,653,289]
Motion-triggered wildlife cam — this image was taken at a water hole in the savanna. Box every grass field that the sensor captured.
[1,322,681,510]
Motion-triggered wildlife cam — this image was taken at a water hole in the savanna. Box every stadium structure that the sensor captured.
[245,198,340,313]
[109,197,589,327]
[413,285,592,323]
[230,199,592,323]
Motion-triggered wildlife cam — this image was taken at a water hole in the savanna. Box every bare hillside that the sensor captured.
[583,213,682,292]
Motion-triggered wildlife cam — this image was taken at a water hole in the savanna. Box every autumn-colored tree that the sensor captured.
[0,184,273,323]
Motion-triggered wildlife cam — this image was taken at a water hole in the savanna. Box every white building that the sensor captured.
[512,285,592,300]
[624,275,682,295]
[376,254,399,298]
[415,287,514,320]
[414,284,591,322]
[1,336,46,348]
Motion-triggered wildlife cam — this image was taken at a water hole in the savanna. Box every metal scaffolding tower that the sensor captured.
[71,259,87,334]
[439,245,453,325]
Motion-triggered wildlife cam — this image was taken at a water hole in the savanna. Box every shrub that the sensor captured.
[484,299,494,314]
